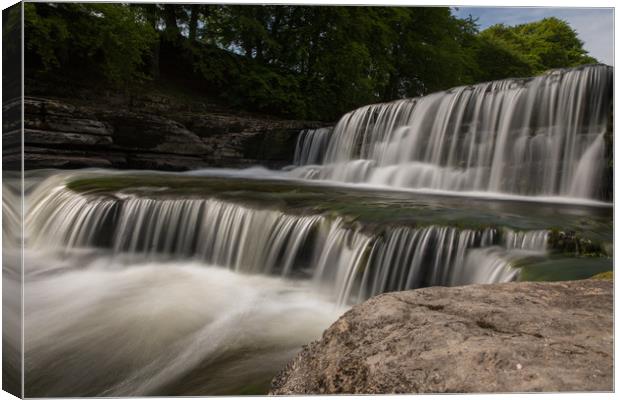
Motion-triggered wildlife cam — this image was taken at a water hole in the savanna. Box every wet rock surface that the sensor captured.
[11,96,323,171]
[270,279,613,394]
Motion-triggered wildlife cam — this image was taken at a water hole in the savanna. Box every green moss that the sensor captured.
[546,228,608,257]
[590,271,613,281]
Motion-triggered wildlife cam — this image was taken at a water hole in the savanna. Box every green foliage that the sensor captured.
[25,3,157,85]
[479,17,597,76]
[24,5,600,120]
[234,65,306,117]
[24,3,69,70]
[473,34,535,81]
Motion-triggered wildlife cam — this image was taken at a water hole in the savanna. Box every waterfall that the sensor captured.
[27,182,550,304]
[19,66,612,398]
[293,128,332,165]
[290,65,612,200]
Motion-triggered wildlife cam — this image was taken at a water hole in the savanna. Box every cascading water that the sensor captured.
[16,65,613,397]
[27,178,550,304]
[290,65,612,200]
[22,174,347,397]
[23,173,554,396]
[293,128,332,165]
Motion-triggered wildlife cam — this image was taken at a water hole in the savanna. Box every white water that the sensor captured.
[23,253,343,396]
[17,65,611,396]
[290,65,612,200]
[293,127,332,165]
[27,175,549,305]
[22,174,551,395]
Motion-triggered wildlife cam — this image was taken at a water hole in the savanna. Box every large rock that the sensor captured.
[270,279,613,394]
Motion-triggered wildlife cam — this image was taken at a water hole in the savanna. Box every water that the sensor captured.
[18,170,568,395]
[12,65,613,396]
[23,254,343,396]
[293,127,332,165]
[26,174,552,303]
[290,65,612,200]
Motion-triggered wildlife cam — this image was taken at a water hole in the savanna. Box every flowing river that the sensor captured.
[3,65,613,396]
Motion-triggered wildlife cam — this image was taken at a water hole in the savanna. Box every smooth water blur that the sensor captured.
[20,165,612,396]
[17,65,614,396]
[293,127,332,166]
[291,66,612,200]
[23,250,343,396]
[26,171,561,302]
[20,171,350,396]
[2,174,22,395]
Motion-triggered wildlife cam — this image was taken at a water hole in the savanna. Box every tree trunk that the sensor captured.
[188,5,199,42]
[151,39,160,79]
[163,5,180,40]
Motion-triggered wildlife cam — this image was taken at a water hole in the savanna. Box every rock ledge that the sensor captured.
[270,280,613,394]
[5,97,323,171]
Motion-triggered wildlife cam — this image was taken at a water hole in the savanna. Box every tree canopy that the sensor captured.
[478,17,597,77]
[24,4,600,121]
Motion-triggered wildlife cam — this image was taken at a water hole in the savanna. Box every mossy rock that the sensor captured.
[590,271,613,281]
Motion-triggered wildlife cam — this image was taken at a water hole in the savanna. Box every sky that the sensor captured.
[452,7,614,66]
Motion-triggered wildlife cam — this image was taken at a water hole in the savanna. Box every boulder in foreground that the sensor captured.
[270,280,613,394]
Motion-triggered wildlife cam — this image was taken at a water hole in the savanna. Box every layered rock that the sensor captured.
[270,279,613,394]
[9,96,323,171]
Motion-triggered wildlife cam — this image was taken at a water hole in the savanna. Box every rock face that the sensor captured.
[270,279,613,394]
[6,96,323,171]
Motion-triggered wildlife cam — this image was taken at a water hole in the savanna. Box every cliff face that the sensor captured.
[7,95,322,171]
[270,279,613,394]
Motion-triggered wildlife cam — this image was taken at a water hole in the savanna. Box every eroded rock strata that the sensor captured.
[6,96,322,171]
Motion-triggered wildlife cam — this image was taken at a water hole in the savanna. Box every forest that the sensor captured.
[24,3,598,121]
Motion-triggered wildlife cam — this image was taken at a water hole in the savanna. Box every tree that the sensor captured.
[24,5,601,121]
[25,3,157,85]
[480,18,597,75]
[472,34,534,81]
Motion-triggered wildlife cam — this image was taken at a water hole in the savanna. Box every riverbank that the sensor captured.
[270,278,613,394]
